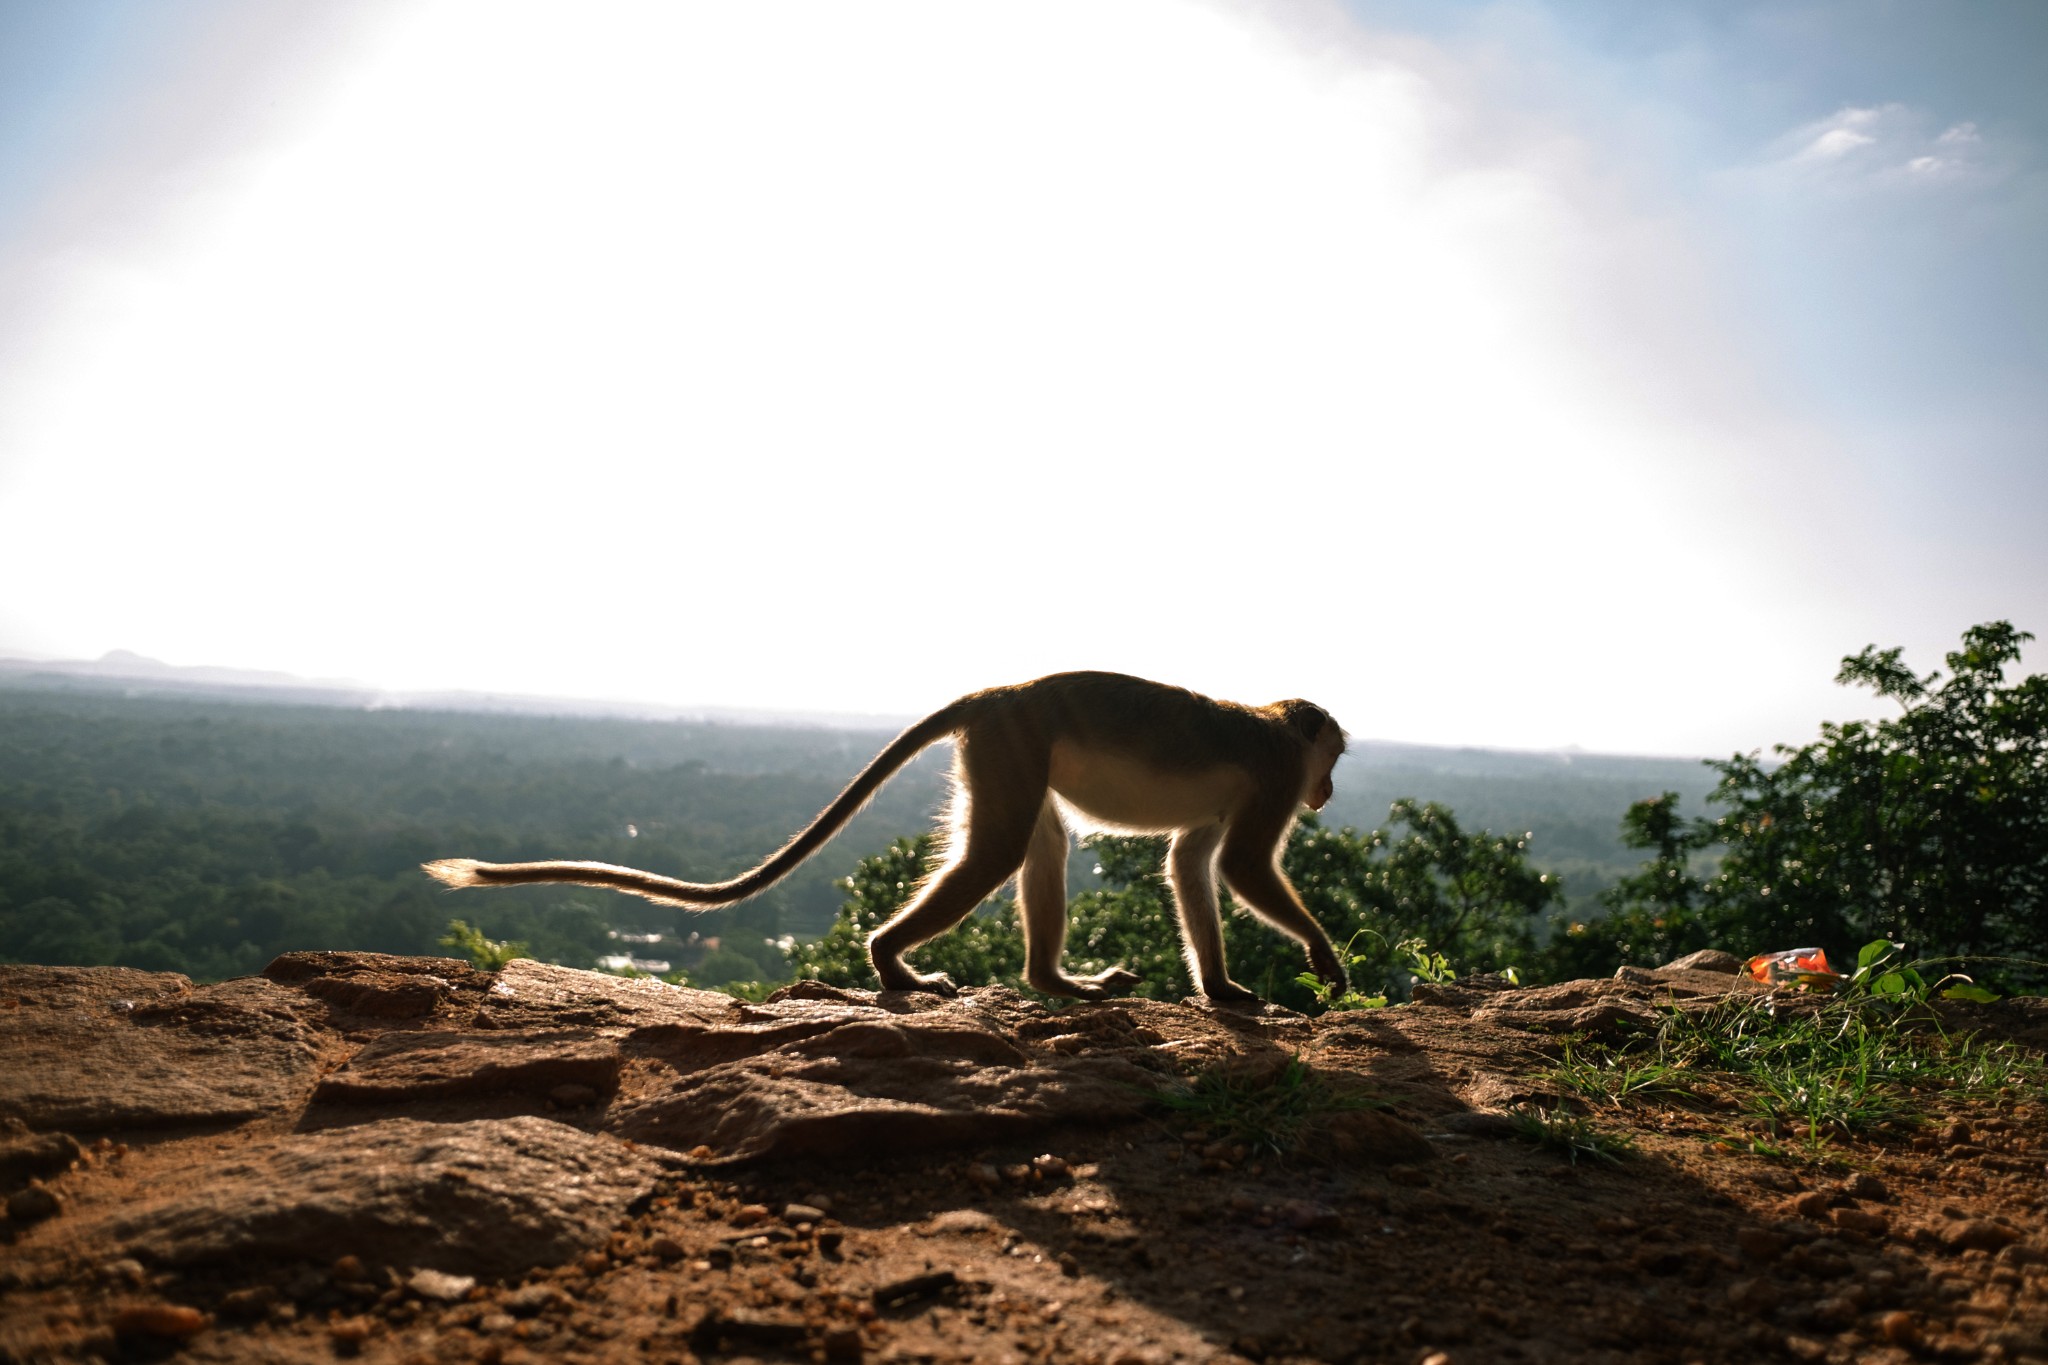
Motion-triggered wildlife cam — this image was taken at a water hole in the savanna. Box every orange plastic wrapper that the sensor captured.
[1744,947,1843,991]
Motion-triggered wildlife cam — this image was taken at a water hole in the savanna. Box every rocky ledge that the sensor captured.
[1,952,2043,1365]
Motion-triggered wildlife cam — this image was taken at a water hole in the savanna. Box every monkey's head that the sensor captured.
[1272,699,1346,811]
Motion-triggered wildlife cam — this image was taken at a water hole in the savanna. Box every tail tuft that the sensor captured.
[422,858,486,888]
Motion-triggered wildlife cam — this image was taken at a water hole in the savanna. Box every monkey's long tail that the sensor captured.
[421,701,973,911]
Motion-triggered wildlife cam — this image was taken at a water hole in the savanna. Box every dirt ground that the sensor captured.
[4,980,2045,1365]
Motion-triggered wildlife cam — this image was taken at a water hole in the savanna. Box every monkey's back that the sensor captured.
[955,672,1300,776]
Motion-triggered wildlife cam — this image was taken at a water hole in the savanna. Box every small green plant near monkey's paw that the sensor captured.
[439,918,529,972]
[1296,930,1390,1012]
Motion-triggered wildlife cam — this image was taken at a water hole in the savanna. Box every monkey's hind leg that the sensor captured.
[866,738,1039,995]
[1019,799,1139,1001]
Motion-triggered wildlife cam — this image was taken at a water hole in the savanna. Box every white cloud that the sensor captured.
[1803,126,1874,159]
[1754,102,1999,188]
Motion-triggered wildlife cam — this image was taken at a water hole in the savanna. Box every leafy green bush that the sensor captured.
[438,918,529,971]
[1550,622,2045,988]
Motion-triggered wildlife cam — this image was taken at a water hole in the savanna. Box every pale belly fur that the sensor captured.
[1046,739,1250,834]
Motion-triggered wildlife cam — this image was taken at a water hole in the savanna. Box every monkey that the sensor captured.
[423,671,1348,1003]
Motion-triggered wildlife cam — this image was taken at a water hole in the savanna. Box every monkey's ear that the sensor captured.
[1282,702,1330,742]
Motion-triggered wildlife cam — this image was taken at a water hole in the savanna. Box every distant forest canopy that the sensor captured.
[0,679,1711,983]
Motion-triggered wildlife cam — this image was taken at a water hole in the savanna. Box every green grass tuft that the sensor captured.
[1506,1105,1635,1165]
[1158,1054,1385,1159]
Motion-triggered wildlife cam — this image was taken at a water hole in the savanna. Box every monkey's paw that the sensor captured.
[1198,978,1263,1006]
[1035,965,1140,1001]
[1084,965,1141,996]
[909,972,960,997]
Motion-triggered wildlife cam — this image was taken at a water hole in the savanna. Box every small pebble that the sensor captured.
[1734,1228,1785,1261]
[732,1203,771,1227]
[112,1305,208,1339]
[408,1269,476,1302]
[504,1284,559,1316]
[1032,1154,1070,1179]
[5,1184,60,1223]
[1879,1310,1919,1346]
[964,1163,1001,1189]
[1725,1278,1779,1314]
[218,1286,277,1319]
[1941,1219,2019,1252]
[649,1236,685,1261]
[1278,1200,1343,1233]
[1789,1191,1831,1221]
[329,1309,374,1342]
[1831,1207,1888,1237]
[1840,1173,1889,1201]
[784,1203,827,1224]
[331,1255,365,1282]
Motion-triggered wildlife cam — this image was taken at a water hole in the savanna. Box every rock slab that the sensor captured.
[81,1116,659,1278]
[313,1030,621,1105]
[610,993,1159,1161]
[0,968,323,1132]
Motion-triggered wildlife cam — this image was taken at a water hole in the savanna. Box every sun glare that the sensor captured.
[0,0,1845,752]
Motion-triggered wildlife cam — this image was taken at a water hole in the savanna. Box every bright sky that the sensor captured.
[0,0,2040,754]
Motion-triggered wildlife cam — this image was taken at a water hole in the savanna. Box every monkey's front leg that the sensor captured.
[1218,831,1348,999]
[1166,826,1260,1003]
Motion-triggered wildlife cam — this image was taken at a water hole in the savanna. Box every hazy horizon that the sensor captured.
[1,644,1737,760]
[2,0,2041,754]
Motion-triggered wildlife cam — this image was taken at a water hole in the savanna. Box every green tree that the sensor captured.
[690,946,778,987]
[1707,622,2044,968]
[1538,791,1718,979]
[1573,622,2046,984]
